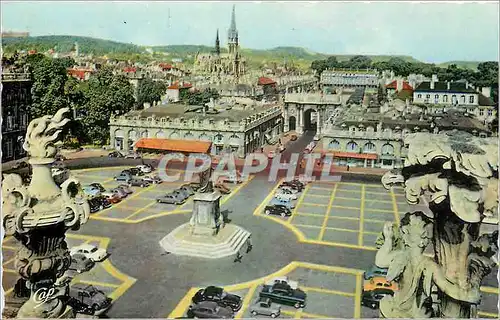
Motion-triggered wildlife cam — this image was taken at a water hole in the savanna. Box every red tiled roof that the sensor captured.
[386,80,413,91]
[258,77,277,85]
[67,68,93,80]
[135,138,212,153]
[167,82,192,90]
[123,67,137,72]
[159,63,173,70]
[332,152,378,160]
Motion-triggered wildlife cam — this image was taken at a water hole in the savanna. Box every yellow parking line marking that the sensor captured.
[90,216,133,223]
[296,212,325,218]
[302,286,355,297]
[101,259,137,300]
[302,202,327,207]
[4,287,14,295]
[354,273,362,318]
[390,188,400,224]
[365,191,391,195]
[335,196,361,201]
[254,179,284,216]
[362,198,393,204]
[477,311,499,318]
[125,201,158,220]
[358,185,365,246]
[318,184,337,240]
[167,287,199,318]
[72,279,120,288]
[337,182,364,186]
[480,286,499,294]
[296,308,303,319]
[235,284,258,319]
[295,262,364,275]
[309,186,332,191]
[332,205,360,211]
[329,215,359,221]
[365,218,388,224]
[307,194,329,198]
[281,310,329,318]
[2,245,18,251]
[295,223,359,234]
[288,184,311,225]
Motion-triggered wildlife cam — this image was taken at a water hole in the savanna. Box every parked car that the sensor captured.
[250,297,281,318]
[116,184,133,194]
[180,184,195,197]
[187,301,233,319]
[268,197,295,209]
[110,187,128,199]
[265,277,298,290]
[55,154,67,161]
[69,284,112,316]
[82,185,102,198]
[127,167,144,176]
[108,151,124,158]
[88,196,112,213]
[125,152,141,159]
[363,265,389,280]
[215,183,231,195]
[263,204,292,217]
[363,277,398,292]
[70,244,108,262]
[361,287,395,309]
[89,183,106,193]
[128,178,150,188]
[283,179,305,190]
[12,160,29,170]
[219,171,246,184]
[143,174,163,184]
[115,172,132,182]
[274,188,298,201]
[52,167,70,185]
[259,282,307,309]
[157,193,187,205]
[101,191,121,204]
[136,164,153,173]
[67,297,97,315]
[172,189,190,201]
[192,286,242,312]
[69,253,95,273]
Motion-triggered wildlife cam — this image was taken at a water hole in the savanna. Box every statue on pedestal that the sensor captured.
[2,108,90,318]
[378,131,498,318]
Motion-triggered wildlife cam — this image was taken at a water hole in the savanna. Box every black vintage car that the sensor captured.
[361,288,394,309]
[280,181,304,192]
[264,205,292,217]
[108,151,124,158]
[192,286,242,312]
[259,283,306,309]
[89,183,106,193]
[88,196,112,213]
[127,167,144,176]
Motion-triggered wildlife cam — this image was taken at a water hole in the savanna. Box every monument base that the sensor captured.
[159,223,251,259]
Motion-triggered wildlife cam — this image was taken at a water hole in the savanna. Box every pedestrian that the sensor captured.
[234,251,243,263]
[246,237,253,253]
[347,165,350,171]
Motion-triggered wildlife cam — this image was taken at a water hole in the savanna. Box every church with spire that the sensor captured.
[194,5,246,82]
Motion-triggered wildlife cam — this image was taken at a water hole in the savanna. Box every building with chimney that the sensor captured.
[194,5,247,81]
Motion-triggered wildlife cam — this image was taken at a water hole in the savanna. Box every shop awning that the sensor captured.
[135,138,212,154]
[332,152,378,160]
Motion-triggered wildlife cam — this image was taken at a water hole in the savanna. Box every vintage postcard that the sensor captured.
[1,1,498,319]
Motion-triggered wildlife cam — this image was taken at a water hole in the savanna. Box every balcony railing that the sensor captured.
[1,73,31,81]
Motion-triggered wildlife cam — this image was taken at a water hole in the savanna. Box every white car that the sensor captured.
[136,164,152,173]
[275,189,298,200]
[265,276,298,290]
[70,244,108,262]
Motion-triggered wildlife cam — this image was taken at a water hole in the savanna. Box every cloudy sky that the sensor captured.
[2,1,499,63]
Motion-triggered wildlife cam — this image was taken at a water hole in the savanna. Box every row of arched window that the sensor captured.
[416,93,474,104]
[117,129,241,144]
[328,140,395,155]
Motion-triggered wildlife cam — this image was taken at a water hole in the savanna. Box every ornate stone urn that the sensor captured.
[377,131,498,318]
[2,108,90,318]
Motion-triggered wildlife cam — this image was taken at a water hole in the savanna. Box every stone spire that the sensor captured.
[228,4,238,55]
[215,29,220,56]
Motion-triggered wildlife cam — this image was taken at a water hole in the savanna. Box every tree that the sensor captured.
[346,55,372,69]
[80,67,135,145]
[29,56,75,118]
[137,78,167,107]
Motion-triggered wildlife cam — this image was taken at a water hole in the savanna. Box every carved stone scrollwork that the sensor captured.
[2,108,89,318]
[378,132,498,318]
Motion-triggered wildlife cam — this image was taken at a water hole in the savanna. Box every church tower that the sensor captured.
[227,5,239,55]
[214,29,220,56]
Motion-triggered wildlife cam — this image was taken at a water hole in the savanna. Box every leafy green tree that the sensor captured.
[81,67,135,145]
[137,78,167,107]
[346,55,372,69]
[29,56,75,118]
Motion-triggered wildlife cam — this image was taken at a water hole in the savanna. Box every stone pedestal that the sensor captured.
[159,191,251,259]
[189,191,222,236]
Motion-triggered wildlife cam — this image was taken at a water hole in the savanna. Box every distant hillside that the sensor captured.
[1,35,483,71]
[2,35,142,55]
[437,60,481,70]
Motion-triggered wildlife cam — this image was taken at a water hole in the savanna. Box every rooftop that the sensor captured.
[414,81,476,93]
